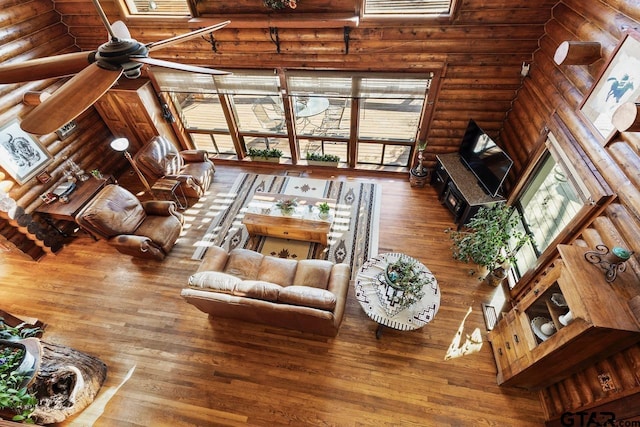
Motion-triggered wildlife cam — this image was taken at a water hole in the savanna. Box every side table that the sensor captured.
[355,253,440,338]
[151,178,187,210]
[35,176,115,237]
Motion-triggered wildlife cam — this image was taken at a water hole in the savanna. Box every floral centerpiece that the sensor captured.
[383,258,432,308]
[264,0,297,9]
[275,198,298,215]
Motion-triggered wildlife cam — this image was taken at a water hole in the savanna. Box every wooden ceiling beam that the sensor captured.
[189,14,360,30]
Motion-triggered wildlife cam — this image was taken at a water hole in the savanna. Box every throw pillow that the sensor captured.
[278,286,337,311]
[188,271,240,294]
[234,280,282,302]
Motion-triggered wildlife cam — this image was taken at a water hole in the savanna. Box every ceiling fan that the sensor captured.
[0,0,230,135]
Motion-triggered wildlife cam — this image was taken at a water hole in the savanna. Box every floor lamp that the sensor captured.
[109,138,154,196]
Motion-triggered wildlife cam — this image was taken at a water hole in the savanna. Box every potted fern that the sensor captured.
[448,203,532,283]
[247,147,283,163]
[306,152,340,167]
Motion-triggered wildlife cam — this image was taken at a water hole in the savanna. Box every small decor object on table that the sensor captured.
[264,0,297,9]
[317,201,331,219]
[382,257,432,312]
[355,253,440,339]
[275,197,298,215]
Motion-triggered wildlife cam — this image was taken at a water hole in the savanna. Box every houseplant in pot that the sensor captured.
[448,203,532,284]
[306,152,340,167]
[247,147,283,163]
[0,319,42,422]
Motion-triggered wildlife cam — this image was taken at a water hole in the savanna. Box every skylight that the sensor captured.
[363,0,452,16]
[123,0,190,15]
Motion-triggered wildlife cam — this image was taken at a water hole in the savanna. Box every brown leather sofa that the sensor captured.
[181,247,351,336]
[134,135,215,199]
[76,184,184,260]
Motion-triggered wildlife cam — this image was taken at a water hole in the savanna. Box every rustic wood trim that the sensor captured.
[189,15,360,30]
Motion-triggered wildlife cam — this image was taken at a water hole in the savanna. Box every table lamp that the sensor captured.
[109,138,153,195]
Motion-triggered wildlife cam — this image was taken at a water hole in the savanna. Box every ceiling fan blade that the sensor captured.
[146,21,230,52]
[131,57,230,75]
[111,20,131,40]
[0,51,95,84]
[20,63,122,135]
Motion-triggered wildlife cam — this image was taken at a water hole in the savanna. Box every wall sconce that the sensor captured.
[520,62,530,78]
[584,244,634,282]
[612,101,640,132]
[109,138,153,196]
[553,41,601,65]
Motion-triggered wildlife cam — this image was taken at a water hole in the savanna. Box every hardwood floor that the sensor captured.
[0,164,544,426]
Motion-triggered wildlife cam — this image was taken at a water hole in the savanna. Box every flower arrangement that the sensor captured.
[384,258,432,308]
[264,0,297,9]
[275,198,298,215]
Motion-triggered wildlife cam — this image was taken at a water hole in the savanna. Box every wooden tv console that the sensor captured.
[431,153,506,229]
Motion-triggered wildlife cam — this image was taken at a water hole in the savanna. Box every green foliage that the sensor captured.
[275,198,298,213]
[0,319,40,423]
[306,152,340,163]
[385,258,433,308]
[318,202,330,214]
[247,147,283,159]
[448,204,532,271]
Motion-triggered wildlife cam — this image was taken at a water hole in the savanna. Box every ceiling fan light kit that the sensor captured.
[0,0,230,135]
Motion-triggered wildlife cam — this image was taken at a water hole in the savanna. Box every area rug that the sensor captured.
[191,173,381,276]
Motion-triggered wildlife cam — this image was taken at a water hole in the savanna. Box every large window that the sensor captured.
[153,68,433,168]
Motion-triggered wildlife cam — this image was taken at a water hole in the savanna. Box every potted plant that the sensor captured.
[0,319,42,423]
[275,197,298,215]
[306,152,340,167]
[383,257,433,309]
[247,147,283,163]
[448,203,532,283]
[317,202,331,219]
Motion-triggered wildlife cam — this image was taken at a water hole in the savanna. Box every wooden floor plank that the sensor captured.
[0,164,544,426]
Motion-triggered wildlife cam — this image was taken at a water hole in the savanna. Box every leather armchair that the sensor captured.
[133,135,215,199]
[76,184,184,260]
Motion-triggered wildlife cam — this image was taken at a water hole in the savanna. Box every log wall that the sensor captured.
[0,0,127,259]
[2,0,640,419]
[498,0,640,422]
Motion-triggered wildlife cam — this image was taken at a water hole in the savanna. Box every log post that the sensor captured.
[612,102,640,132]
[553,41,602,65]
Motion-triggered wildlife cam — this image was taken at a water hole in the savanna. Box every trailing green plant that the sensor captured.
[448,204,532,272]
[0,320,41,342]
[247,147,283,159]
[306,152,340,163]
[0,319,40,423]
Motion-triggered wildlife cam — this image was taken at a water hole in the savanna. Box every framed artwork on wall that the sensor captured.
[579,30,640,144]
[0,119,53,184]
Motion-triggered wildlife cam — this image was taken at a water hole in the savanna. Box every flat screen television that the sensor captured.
[459,119,513,197]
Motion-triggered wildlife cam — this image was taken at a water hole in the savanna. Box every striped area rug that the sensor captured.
[191,173,381,276]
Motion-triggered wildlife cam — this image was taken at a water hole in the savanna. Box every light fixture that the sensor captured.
[520,62,530,78]
[109,138,153,195]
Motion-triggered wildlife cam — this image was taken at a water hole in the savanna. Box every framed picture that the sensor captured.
[0,119,53,184]
[579,30,640,144]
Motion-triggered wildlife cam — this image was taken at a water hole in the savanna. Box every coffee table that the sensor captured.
[242,192,336,246]
[355,253,440,338]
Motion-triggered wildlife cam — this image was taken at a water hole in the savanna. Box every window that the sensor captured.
[363,0,453,16]
[153,68,434,167]
[122,0,190,15]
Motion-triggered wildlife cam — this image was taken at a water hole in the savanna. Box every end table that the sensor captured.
[151,178,187,210]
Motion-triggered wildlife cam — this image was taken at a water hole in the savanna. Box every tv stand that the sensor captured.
[431,153,506,229]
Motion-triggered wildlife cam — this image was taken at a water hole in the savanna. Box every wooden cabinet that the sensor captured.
[94,78,179,153]
[488,244,640,390]
[431,153,505,229]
